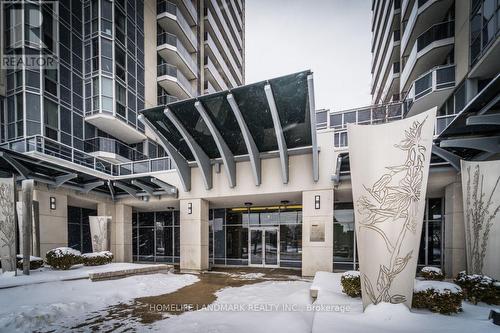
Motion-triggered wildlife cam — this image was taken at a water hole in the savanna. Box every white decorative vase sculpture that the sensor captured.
[89,216,111,252]
[461,160,500,279]
[0,178,16,272]
[348,108,436,310]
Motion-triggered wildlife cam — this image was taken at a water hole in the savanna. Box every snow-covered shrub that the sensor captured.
[82,251,113,266]
[420,266,444,281]
[45,247,82,270]
[16,255,44,270]
[454,271,499,305]
[412,280,463,314]
[341,271,361,297]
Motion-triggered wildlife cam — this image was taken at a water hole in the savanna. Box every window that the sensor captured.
[43,98,58,139]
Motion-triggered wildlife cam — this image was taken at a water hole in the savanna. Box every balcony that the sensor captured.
[372,29,401,102]
[158,93,179,106]
[403,64,455,117]
[380,62,401,103]
[204,80,217,94]
[401,0,454,57]
[208,0,242,65]
[0,135,172,177]
[84,112,146,144]
[329,102,404,148]
[84,137,147,163]
[157,62,196,98]
[204,32,238,87]
[205,7,243,84]
[157,30,197,79]
[400,20,454,92]
[204,56,228,91]
[371,0,401,74]
[157,0,197,52]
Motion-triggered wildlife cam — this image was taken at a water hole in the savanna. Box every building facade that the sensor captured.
[370,0,499,133]
[0,0,244,163]
[0,1,498,278]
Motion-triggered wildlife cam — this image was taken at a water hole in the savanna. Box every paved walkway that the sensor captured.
[70,267,307,331]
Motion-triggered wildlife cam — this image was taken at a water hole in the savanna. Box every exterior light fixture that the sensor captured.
[280,200,290,207]
[314,195,320,209]
[50,197,56,210]
[187,202,192,214]
[167,206,175,210]
[244,202,253,207]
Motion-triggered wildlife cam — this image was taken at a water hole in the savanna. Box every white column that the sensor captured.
[113,204,132,262]
[444,180,466,277]
[302,189,333,277]
[179,198,209,272]
[33,189,68,257]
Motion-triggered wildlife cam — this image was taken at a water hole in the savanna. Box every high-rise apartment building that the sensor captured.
[0,0,245,163]
[370,0,499,133]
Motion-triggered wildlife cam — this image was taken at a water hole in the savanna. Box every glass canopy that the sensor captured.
[141,70,314,162]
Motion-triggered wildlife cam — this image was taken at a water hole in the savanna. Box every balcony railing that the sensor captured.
[157,62,196,96]
[158,93,179,105]
[157,30,197,74]
[0,135,172,177]
[403,64,455,114]
[325,102,404,148]
[416,20,454,52]
[157,0,197,48]
[84,137,148,161]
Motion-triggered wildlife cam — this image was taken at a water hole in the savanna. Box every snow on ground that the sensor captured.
[0,262,162,288]
[0,272,198,332]
[151,280,314,333]
[312,272,499,333]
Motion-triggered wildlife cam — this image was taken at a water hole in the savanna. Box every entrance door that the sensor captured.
[249,228,279,267]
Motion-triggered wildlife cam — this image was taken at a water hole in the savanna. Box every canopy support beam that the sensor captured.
[264,83,289,184]
[195,101,236,188]
[81,180,104,194]
[131,179,155,196]
[139,114,191,192]
[227,93,261,186]
[466,113,500,126]
[307,74,320,182]
[150,178,178,197]
[54,173,77,188]
[440,136,500,154]
[164,108,213,190]
[0,152,31,179]
[113,181,140,199]
[432,145,461,171]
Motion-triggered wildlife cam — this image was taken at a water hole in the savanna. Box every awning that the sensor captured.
[0,147,177,200]
[140,70,319,192]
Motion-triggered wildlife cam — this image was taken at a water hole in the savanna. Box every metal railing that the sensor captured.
[0,135,172,176]
[157,62,196,96]
[84,137,148,161]
[416,20,454,52]
[157,30,197,74]
[157,0,197,48]
[158,93,179,106]
[403,64,456,114]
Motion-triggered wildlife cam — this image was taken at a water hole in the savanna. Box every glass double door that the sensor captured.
[249,227,279,267]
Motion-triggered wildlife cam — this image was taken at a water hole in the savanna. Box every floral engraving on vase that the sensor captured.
[357,118,427,305]
[91,217,108,252]
[464,164,500,275]
[0,181,16,271]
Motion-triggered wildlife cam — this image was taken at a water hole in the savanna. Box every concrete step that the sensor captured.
[89,264,174,282]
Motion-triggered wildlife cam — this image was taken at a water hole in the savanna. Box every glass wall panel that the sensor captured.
[280,224,302,264]
[226,225,248,265]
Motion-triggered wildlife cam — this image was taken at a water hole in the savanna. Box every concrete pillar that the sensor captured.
[302,189,334,277]
[179,198,209,272]
[33,189,68,257]
[113,204,133,262]
[444,180,466,277]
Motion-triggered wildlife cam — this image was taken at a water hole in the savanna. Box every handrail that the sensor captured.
[157,62,196,96]
[157,29,197,73]
[84,137,148,161]
[157,0,197,48]
[0,135,173,176]
[416,20,454,52]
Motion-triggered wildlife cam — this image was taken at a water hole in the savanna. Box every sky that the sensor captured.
[245,0,372,112]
